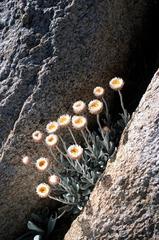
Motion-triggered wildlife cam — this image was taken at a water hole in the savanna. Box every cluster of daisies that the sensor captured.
[22,77,126,199]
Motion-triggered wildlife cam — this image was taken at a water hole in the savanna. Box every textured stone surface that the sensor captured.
[64,70,159,240]
[0,0,158,239]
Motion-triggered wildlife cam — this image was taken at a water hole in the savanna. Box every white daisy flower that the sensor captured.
[32,130,43,143]
[35,157,49,171]
[57,114,71,127]
[93,86,105,98]
[72,115,87,130]
[67,144,83,160]
[45,134,58,147]
[72,100,86,114]
[46,121,59,133]
[109,77,124,91]
[22,156,31,165]
[36,183,50,198]
[88,99,103,115]
[48,175,61,186]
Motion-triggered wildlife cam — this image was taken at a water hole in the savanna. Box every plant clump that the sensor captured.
[19,78,130,240]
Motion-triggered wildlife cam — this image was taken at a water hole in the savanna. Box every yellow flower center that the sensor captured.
[75,118,83,124]
[112,79,120,85]
[91,102,99,108]
[96,88,101,93]
[48,137,54,142]
[60,117,67,123]
[39,160,45,167]
[76,103,81,107]
[39,187,46,193]
[48,125,56,130]
[71,147,78,155]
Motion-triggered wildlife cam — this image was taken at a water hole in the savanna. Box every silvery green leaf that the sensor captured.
[74,161,82,172]
[34,235,41,240]
[72,208,80,214]
[80,183,92,190]
[47,215,57,235]
[85,196,89,201]
[27,221,44,233]
[77,205,83,210]
[72,196,76,202]
[76,183,80,192]
[63,193,71,198]
[77,193,81,199]
[60,154,64,163]
[99,161,103,165]
[90,171,95,179]
[82,189,91,196]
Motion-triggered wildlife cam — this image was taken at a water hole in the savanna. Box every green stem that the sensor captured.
[50,148,59,163]
[102,97,110,124]
[76,160,93,185]
[86,126,95,144]
[68,127,77,144]
[57,210,66,219]
[49,195,76,205]
[56,146,82,174]
[81,129,94,153]
[57,146,93,184]
[81,129,96,158]
[118,90,128,124]
[59,182,74,195]
[59,135,67,151]
[97,114,109,151]
[43,141,59,164]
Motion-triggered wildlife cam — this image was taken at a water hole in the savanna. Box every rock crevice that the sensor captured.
[64,70,159,240]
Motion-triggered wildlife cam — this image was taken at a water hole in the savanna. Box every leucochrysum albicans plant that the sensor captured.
[22,77,129,217]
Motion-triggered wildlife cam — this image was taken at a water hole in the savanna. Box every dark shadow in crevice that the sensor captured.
[112,1,159,117]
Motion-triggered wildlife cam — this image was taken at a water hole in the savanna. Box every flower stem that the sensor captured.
[56,146,66,157]
[86,126,95,144]
[97,114,104,138]
[57,146,92,184]
[49,195,76,205]
[56,146,81,174]
[76,160,93,185]
[59,182,73,194]
[97,114,109,151]
[102,97,110,124]
[81,129,96,158]
[50,148,59,163]
[81,129,93,152]
[118,90,128,124]
[68,127,77,144]
[43,141,59,163]
[59,135,67,151]
[57,210,66,219]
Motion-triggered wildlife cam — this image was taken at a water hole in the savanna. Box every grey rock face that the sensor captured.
[64,70,159,240]
[0,0,157,239]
